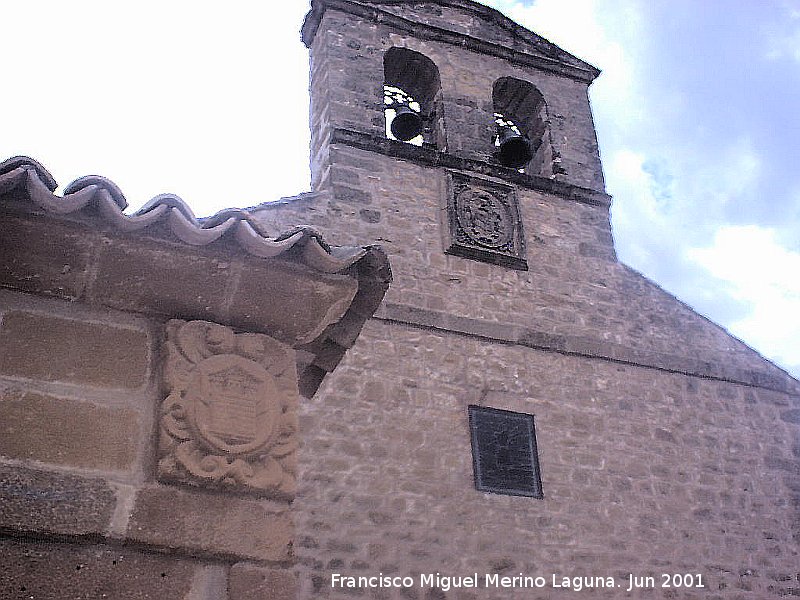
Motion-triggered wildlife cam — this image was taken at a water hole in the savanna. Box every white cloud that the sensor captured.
[764,2,800,63]
[663,137,762,230]
[607,149,674,270]
[606,144,763,332]
[688,226,800,376]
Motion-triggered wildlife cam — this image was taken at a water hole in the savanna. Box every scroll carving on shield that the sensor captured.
[158,319,298,500]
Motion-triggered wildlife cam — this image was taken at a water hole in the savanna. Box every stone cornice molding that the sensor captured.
[373,303,800,396]
[329,128,612,208]
[302,0,600,83]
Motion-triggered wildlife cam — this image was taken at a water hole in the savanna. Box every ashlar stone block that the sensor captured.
[0,539,197,600]
[126,485,292,563]
[0,390,139,471]
[158,319,299,500]
[229,563,297,600]
[0,464,116,536]
[0,311,148,389]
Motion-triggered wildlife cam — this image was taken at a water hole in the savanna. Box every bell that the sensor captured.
[497,127,533,169]
[391,105,424,141]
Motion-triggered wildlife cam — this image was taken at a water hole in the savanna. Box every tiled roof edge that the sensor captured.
[0,156,372,275]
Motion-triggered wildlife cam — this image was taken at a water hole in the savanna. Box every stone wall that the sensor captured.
[259,144,796,391]
[258,177,800,598]
[290,321,800,598]
[252,1,800,597]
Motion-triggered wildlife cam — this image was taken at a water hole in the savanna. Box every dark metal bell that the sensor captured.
[497,127,533,168]
[391,105,424,141]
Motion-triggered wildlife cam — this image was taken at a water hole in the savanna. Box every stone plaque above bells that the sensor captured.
[443,172,527,270]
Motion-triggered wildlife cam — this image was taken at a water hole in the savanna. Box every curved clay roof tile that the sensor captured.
[0,155,370,274]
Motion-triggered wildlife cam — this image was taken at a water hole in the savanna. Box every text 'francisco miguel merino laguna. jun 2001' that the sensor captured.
[331,572,707,592]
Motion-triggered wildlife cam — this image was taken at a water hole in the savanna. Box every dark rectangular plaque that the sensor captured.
[468,405,542,498]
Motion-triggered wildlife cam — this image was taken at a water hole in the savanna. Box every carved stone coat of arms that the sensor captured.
[158,320,298,500]
[443,172,527,270]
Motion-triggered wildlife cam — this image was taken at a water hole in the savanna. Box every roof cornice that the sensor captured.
[0,156,372,274]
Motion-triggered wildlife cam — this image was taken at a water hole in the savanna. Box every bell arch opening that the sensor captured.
[492,77,554,176]
[383,47,443,148]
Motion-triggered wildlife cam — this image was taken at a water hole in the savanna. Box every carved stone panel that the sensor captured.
[443,172,527,270]
[158,320,298,500]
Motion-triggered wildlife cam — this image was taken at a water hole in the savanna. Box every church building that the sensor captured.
[255,0,800,597]
[0,1,798,599]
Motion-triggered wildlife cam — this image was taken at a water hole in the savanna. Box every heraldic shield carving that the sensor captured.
[444,172,528,270]
[158,320,298,500]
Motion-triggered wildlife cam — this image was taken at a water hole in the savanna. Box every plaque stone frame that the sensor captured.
[468,405,543,498]
[158,319,299,500]
[443,172,528,270]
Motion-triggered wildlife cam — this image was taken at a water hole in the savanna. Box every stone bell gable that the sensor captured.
[301,0,607,194]
[302,0,601,81]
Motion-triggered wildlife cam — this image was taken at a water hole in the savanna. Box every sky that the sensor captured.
[2,1,798,378]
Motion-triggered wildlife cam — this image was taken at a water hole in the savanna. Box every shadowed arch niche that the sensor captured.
[383,47,444,148]
[492,77,556,176]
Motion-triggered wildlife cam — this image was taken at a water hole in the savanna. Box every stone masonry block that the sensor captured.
[780,409,800,424]
[0,215,93,299]
[0,538,196,600]
[127,485,292,562]
[0,311,148,389]
[229,563,297,600]
[0,464,116,536]
[0,390,140,471]
[91,239,231,321]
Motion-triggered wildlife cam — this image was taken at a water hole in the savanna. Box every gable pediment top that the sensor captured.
[303,0,600,82]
